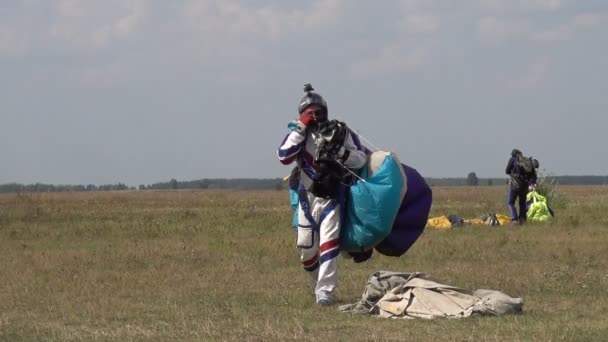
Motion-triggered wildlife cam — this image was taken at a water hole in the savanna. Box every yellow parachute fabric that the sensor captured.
[465,214,511,226]
[426,216,453,230]
[526,191,552,223]
[426,214,511,229]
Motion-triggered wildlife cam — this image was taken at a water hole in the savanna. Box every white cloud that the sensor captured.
[399,0,423,11]
[535,0,561,11]
[54,0,88,18]
[350,44,429,77]
[399,15,440,33]
[178,0,350,85]
[49,0,145,48]
[573,13,607,30]
[509,57,552,89]
[181,0,346,42]
[0,27,27,56]
[218,69,261,87]
[478,0,503,10]
[479,0,562,11]
[478,16,526,41]
[80,62,129,86]
[531,25,571,41]
[531,12,607,42]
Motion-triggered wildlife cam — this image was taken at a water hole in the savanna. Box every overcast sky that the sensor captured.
[1,0,607,185]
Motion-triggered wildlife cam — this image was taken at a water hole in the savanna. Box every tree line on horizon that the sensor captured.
[0,174,607,193]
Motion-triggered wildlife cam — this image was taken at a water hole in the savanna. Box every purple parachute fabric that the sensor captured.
[374,163,432,257]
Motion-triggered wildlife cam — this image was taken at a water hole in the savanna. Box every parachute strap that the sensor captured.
[298,184,341,233]
[319,200,338,225]
[298,185,320,233]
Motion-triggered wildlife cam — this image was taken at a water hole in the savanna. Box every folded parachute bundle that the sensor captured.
[340,151,405,251]
[340,151,432,257]
[338,271,524,319]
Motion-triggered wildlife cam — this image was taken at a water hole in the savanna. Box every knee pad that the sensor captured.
[296,226,314,249]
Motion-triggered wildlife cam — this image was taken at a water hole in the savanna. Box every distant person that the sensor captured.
[277,84,367,305]
[505,149,539,225]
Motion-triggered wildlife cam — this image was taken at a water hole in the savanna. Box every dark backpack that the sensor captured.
[516,155,537,178]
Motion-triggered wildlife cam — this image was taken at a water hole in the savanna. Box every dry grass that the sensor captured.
[1,186,607,341]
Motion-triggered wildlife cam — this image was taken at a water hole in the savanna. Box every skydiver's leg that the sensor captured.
[518,189,528,223]
[311,196,340,304]
[297,199,319,293]
[507,188,518,221]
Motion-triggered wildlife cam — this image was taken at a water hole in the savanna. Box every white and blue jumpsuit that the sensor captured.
[277,123,367,301]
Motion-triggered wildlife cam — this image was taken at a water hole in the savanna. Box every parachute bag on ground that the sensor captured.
[341,152,405,251]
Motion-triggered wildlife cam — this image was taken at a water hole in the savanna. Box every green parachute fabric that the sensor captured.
[526,191,552,223]
[341,152,405,251]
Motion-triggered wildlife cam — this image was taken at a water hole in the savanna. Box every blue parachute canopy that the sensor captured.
[340,153,404,251]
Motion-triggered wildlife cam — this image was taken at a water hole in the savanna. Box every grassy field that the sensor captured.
[1,186,607,341]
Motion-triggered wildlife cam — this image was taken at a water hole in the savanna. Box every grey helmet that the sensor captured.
[298,84,328,121]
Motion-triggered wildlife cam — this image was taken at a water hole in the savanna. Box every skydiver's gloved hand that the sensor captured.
[294,108,316,134]
[299,109,316,127]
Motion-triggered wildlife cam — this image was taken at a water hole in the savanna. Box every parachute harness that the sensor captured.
[298,184,344,234]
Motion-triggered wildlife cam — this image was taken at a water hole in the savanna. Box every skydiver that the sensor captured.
[277,84,367,305]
